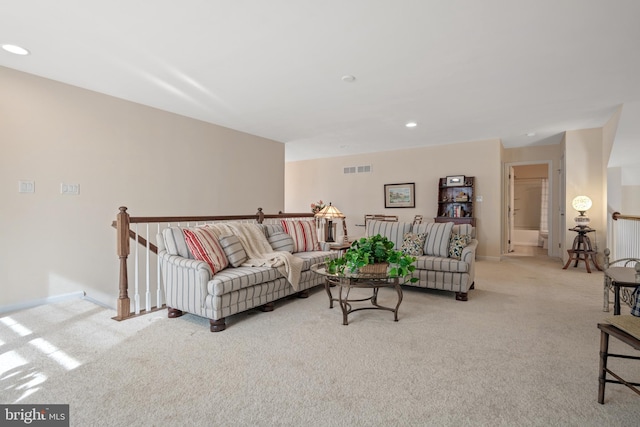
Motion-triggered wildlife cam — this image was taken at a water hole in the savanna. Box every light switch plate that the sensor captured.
[476,195,483,202]
[18,180,35,193]
[60,183,80,195]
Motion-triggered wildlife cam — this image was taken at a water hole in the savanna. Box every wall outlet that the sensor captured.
[476,195,483,202]
[60,183,80,195]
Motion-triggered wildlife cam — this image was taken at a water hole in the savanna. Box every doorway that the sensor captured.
[505,161,553,257]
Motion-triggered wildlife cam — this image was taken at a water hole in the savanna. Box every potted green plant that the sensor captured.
[326,234,418,282]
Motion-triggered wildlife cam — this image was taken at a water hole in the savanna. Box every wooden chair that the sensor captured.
[364,214,398,227]
[603,248,640,314]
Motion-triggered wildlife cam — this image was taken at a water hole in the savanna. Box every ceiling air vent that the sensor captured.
[357,165,372,173]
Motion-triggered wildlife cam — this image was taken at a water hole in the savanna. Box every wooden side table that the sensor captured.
[562,226,602,273]
[328,242,352,256]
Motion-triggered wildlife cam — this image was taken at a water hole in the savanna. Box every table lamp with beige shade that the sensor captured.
[314,202,345,243]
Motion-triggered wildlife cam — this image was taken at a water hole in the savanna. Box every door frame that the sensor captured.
[503,160,554,256]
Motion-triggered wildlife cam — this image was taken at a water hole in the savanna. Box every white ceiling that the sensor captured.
[1,0,639,166]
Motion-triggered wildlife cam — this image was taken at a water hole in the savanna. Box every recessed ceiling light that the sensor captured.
[405,122,417,128]
[526,132,536,137]
[341,75,356,83]
[2,44,30,55]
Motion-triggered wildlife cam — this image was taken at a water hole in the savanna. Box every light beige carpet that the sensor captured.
[1,255,639,426]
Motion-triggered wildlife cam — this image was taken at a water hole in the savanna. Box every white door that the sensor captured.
[508,166,515,253]
[559,155,566,258]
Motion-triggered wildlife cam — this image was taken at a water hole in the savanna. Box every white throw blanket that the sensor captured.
[206,222,304,291]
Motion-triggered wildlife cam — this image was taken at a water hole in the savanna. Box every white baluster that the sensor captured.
[146,223,151,312]
[134,224,140,315]
[157,223,163,308]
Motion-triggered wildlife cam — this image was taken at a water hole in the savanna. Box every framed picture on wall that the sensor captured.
[384,183,415,208]
[446,175,465,186]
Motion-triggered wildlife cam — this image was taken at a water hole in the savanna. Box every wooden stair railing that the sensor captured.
[612,212,640,221]
[113,206,314,321]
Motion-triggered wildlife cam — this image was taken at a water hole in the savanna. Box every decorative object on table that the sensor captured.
[314,202,345,242]
[455,191,468,202]
[325,234,417,282]
[572,195,592,227]
[310,200,326,214]
[446,175,465,186]
[384,182,415,208]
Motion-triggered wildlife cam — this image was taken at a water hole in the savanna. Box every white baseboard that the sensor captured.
[0,291,86,314]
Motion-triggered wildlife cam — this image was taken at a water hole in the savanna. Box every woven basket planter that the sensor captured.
[359,262,389,274]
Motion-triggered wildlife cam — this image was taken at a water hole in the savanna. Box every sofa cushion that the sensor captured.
[218,234,248,267]
[452,224,475,238]
[413,222,454,257]
[401,232,426,256]
[208,266,281,296]
[268,232,295,253]
[449,234,470,260]
[281,219,320,252]
[414,256,469,273]
[293,251,337,271]
[183,227,229,273]
[366,220,412,251]
[162,227,192,258]
[263,224,284,238]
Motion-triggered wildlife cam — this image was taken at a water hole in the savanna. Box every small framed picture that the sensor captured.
[384,183,415,208]
[446,175,465,187]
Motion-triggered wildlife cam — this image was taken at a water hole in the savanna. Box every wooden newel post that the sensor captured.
[116,206,131,320]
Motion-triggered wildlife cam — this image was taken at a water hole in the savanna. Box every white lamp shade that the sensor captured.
[314,203,345,219]
[571,196,592,212]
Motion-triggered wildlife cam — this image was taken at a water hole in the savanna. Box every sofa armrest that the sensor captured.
[159,250,211,312]
[461,239,478,285]
[161,252,211,274]
[461,239,478,264]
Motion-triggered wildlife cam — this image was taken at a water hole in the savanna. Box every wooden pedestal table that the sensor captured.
[563,226,602,273]
[311,263,403,325]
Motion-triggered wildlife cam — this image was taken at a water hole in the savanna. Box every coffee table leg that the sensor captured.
[324,278,334,309]
[339,285,350,325]
[394,282,403,321]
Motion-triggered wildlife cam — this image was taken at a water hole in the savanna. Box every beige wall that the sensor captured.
[0,66,285,309]
[513,164,548,179]
[622,186,640,215]
[564,128,606,255]
[285,139,503,259]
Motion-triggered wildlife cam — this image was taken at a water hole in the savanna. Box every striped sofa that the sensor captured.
[365,220,478,301]
[157,222,337,332]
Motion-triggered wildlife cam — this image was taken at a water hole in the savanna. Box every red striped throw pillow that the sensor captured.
[281,219,320,252]
[183,227,229,273]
